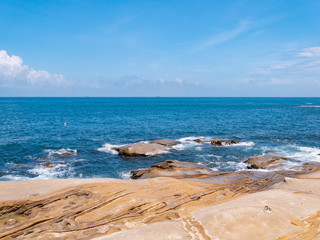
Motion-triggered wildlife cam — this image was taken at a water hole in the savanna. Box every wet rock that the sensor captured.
[211,139,239,146]
[151,139,179,146]
[130,160,214,179]
[224,140,239,145]
[211,139,223,146]
[36,157,50,161]
[14,164,27,167]
[44,162,54,168]
[194,139,205,143]
[245,153,289,170]
[117,142,168,157]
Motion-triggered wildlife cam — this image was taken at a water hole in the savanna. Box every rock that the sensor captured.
[36,157,50,161]
[117,142,168,157]
[211,139,223,146]
[151,139,179,146]
[4,219,18,226]
[224,140,239,145]
[194,139,205,143]
[245,153,289,170]
[130,160,214,179]
[44,162,54,168]
[211,139,239,146]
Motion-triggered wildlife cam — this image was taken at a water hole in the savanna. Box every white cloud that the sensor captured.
[298,47,320,57]
[245,46,320,86]
[175,77,183,85]
[193,20,250,52]
[0,50,67,86]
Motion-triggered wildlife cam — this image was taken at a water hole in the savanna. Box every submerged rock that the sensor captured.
[130,160,214,179]
[245,153,289,170]
[151,139,179,146]
[211,139,239,146]
[44,162,54,168]
[194,139,205,143]
[116,142,168,157]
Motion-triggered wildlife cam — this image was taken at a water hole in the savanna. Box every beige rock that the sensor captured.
[245,153,288,169]
[151,139,179,146]
[117,142,168,157]
[130,160,214,179]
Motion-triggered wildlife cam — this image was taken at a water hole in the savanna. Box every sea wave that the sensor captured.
[97,143,125,155]
[27,163,75,179]
[298,105,320,108]
[222,141,255,147]
[45,148,77,156]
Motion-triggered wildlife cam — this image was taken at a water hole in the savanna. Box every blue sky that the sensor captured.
[1,0,320,96]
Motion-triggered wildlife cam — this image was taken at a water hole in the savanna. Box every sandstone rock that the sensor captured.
[151,139,179,146]
[211,139,239,146]
[130,160,214,179]
[4,219,18,226]
[245,153,289,170]
[117,142,168,157]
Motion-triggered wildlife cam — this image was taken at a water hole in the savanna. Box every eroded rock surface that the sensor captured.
[113,142,168,157]
[245,153,289,169]
[0,163,319,240]
[130,160,215,179]
[151,139,179,146]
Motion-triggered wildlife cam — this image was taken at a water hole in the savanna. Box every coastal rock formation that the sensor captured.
[151,139,179,146]
[245,153,289,169]
[130,160,214,179]
[211,139,239,146]
[114,142,168,157]
[0,163,319,239]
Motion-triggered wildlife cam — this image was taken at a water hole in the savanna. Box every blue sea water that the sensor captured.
[0,97,320,181]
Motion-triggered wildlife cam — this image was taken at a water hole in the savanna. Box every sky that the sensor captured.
[0,0,320,97]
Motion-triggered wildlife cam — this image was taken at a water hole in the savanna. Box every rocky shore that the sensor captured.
[1,156,320,239]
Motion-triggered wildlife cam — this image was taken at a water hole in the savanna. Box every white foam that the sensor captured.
[27,163,75,179]
[119,171,131,179]
[0,175,32,181]
[97,143,125,155]
[260,145,320,163]
[223,141,255,147]
[45,148,77,156]
[298,105,320,108]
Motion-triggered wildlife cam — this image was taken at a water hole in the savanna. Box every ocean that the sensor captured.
[0,97,320,181]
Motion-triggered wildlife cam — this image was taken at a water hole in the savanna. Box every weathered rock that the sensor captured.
[117,142,168,157]
[245,153,289,170]
[44,162,54,168]
[4,219,18,226]
[151,139,179,146]
[130,160,215,179]
[211,139,239,146]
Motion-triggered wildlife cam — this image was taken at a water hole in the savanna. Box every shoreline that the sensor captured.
[1,162,320,239]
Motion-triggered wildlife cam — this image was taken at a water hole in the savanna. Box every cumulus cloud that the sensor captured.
[0,50,67,87]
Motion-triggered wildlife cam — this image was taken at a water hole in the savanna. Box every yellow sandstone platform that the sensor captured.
[0,168,320,239]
